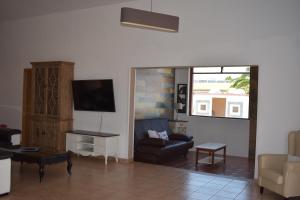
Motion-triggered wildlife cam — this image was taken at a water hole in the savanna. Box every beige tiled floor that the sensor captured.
[2,157,285,200]
[161,152,255,179]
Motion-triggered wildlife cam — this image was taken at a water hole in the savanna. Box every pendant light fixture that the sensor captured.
[120,0,179,32]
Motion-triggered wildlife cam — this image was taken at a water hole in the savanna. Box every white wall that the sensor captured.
[174,68,249,157]
[0,0,300,176]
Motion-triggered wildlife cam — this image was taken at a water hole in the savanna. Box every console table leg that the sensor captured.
[39,164,45,183]
[115,137,119,163]
[105,156,108,165]
[67,159,72,175]
[105,142,108,165]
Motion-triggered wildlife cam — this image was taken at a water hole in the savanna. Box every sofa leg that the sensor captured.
[0,193,10,197]
[260,187,264,194]
[184,151,188,159]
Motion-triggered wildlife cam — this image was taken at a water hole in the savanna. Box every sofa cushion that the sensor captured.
[139,138,168,147]
[169,134,193,142]
[288,154,300,162]
[0,140,12,148]
[261,169,283,184]
[157,131,169,140]
[148,130,160,139]
[136,140,192,156]
[148,130,169,140]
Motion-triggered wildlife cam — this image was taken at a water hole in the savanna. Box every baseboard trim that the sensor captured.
[119,158,134,163]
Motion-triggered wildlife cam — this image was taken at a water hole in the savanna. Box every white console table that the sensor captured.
[66,130,119,165]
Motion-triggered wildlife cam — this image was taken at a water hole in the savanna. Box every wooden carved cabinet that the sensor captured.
[28,61,74,151]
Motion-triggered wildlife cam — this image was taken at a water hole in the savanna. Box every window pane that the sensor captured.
[222,66,250,73]
[193,67,221,73]
[191,73,249,119]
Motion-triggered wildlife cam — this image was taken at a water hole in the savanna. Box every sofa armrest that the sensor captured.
[169,134,193,142]
[138,138,168,147]
[283,161,300,197]
[258,154,287,173]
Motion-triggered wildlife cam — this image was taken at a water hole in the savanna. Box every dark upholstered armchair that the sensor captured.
[134,118,194,163]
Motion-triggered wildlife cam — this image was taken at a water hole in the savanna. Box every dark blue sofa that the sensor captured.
[0,128,21,149]
[134,118,194,163]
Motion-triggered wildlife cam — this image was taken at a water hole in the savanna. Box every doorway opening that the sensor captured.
[128,66,258,179]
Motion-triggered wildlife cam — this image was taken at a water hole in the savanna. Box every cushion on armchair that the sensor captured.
[139,138,168,147]
[169,134,193,142]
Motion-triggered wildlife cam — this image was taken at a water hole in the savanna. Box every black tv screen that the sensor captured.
[72,79,116,112]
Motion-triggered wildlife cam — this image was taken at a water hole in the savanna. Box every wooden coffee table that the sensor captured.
[2,148,72,182]
[195,143,226,169]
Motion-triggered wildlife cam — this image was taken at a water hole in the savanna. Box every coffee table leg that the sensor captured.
[39,164,45,183]
[67,158,72,175]
[195,149,199,169]
[211,151,215,165]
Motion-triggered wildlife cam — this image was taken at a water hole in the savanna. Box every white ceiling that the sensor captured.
[0,0,136,22]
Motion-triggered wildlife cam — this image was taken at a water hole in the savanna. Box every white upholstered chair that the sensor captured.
[258,130,300,199]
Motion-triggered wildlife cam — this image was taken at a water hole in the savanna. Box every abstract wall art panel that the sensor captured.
[135,68,175,119]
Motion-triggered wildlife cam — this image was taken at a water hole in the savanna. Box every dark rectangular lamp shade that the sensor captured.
[121,7,179,32]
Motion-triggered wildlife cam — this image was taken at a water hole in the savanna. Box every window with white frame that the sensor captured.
[189,66,250,119]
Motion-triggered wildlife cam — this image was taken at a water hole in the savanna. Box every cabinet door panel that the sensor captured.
[43,120,58,150]
[33,67,46,115]
[30,119,43,147]
[46,67,59,117]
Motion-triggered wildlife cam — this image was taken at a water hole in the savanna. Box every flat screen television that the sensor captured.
[72,79,116,112]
